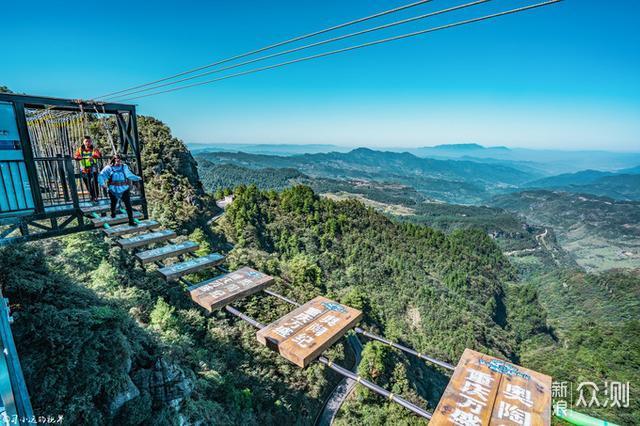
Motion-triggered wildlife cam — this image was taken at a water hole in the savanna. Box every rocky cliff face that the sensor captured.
[137,116,216,230]
[138,116,204,195]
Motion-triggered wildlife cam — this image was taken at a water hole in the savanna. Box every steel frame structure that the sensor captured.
[0,93,148,246]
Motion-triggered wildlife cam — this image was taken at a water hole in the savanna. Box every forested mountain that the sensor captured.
[220,185,639,424]
[198,161,305,194]
[520,268,640,426]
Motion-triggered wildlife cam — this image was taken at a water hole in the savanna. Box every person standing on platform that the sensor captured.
[98,153,141,226]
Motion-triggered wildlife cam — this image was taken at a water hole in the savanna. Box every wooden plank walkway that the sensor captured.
[157,253,225,281]
[257,296,362,367]
[117,229,176,249]
[104,220,160,237]
[136,241,199,264]
[91,212,142,227]
[189,267,274,311]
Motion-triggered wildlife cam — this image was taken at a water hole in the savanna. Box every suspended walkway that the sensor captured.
[86,203,439,420]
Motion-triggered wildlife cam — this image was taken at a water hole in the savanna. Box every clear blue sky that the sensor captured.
[2,0,639,151]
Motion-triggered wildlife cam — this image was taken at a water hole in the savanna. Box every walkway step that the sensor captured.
[189,267,274,311]
[80,203,112,215]
[117,229,176,249]
[158,253,225,281]
[80,196,143,215]
[136,241,199,264]
[104,220,160,237]
[91,212,143,228]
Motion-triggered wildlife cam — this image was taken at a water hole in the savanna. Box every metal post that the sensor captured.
[354,327,455,371]
[12,102,43,214]
[0,297,35,425]
[129,109,148,219]
[63,156,79,210]
[56,154,69,202]
[263,289,301,307]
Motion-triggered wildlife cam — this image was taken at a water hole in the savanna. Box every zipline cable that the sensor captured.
[103,0,493,101]
[119,0,563,102]
[94,0,436,100]
[223,304,433,420]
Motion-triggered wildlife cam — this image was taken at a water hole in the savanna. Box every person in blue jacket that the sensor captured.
[98,153,142,226]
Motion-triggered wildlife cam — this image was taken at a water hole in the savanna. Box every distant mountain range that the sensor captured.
[190,142,640,175]
[196,147,539,204]
[188,143,352,156]
[194,145,640,270]
[406,144,640,175]
[524,169,640,201]
[196,146,640,203]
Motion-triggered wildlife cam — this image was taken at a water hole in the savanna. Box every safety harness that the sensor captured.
[108,164,129,187]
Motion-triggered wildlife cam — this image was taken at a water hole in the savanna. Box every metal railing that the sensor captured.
[0,161,34,214]
[31,155,142,209]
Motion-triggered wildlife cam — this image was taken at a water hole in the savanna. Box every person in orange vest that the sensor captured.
[73,136,102,202]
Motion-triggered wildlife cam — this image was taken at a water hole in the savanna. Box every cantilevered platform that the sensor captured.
[257,296,362,367]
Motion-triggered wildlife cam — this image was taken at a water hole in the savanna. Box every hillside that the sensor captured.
[491,190,640,271]
[1,90,636,424]
[1,158,637,424]
[563,174,640,201]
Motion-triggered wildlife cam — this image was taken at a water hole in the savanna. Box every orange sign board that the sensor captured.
[189,267,274,311]
[430,348,552,426]
[256,296,362,367]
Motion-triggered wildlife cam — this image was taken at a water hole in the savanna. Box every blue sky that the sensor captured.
[2,0,639,150]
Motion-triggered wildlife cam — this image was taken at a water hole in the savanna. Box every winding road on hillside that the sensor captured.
[316,334,363,426]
